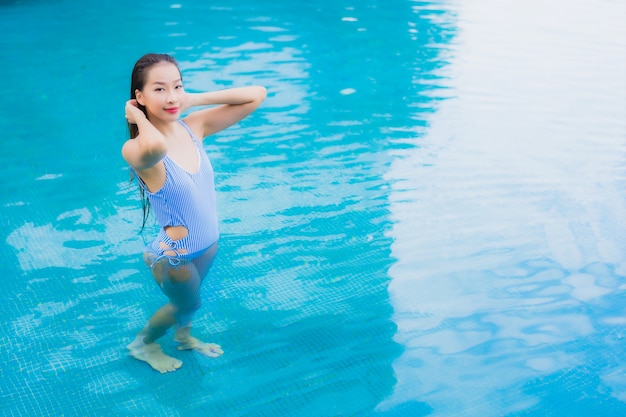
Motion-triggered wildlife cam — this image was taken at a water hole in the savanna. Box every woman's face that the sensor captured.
[135,61,184,121]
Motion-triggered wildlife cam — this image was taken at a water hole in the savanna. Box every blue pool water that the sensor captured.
[1,0,625,416]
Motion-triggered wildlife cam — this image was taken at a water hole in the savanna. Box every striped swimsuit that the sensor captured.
[133,120,219,266]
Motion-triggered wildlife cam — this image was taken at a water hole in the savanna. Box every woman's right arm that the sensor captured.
[121,99,168,169]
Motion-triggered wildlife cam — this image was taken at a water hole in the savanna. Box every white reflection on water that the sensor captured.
[5,185,146,272]
[382,0,626,415]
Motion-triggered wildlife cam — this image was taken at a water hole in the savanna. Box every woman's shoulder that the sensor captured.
[179,116,204,141]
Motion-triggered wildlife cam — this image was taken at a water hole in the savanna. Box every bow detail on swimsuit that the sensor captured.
[150,245,184,269]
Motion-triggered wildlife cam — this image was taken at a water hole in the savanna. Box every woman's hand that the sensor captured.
[125,99,146,125]
[179,91,192,114]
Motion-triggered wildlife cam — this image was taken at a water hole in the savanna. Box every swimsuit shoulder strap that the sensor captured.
[179,120,201,145]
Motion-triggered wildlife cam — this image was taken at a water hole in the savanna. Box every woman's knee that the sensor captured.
[174,299,201,326]
[178,291,202,314]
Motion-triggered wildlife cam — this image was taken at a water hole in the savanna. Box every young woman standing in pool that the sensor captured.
[123,53,266,373]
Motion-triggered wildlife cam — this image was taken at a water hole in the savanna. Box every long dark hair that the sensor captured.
[128,53,181,230]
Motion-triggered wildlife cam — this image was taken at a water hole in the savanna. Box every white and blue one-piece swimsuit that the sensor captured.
[132,120,219,266]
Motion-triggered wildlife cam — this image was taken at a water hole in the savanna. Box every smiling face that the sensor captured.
[135,61,185,121]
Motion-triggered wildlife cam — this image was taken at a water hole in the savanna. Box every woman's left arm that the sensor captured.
[182,86,267,139]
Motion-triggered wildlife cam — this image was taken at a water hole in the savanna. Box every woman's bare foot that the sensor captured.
[174,327,224,358]
[127,339,182,373]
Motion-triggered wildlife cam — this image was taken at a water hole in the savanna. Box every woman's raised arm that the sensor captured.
[121,99,168,170]
[182,86,267,139]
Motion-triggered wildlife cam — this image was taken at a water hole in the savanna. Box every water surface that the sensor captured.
[1,0,625,416]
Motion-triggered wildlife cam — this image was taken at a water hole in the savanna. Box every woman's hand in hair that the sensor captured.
[125,99,147,125]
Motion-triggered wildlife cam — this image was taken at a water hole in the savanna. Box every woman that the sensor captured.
[123,53,266,373]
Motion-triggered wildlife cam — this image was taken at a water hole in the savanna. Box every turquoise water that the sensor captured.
[1,0,625,416]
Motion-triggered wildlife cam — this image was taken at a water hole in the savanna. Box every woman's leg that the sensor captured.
[172,242,224,358]
[126,304,183,373]
[127,252,192,373]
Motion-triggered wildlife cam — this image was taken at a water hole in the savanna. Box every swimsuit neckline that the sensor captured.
[166,121,202,175]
